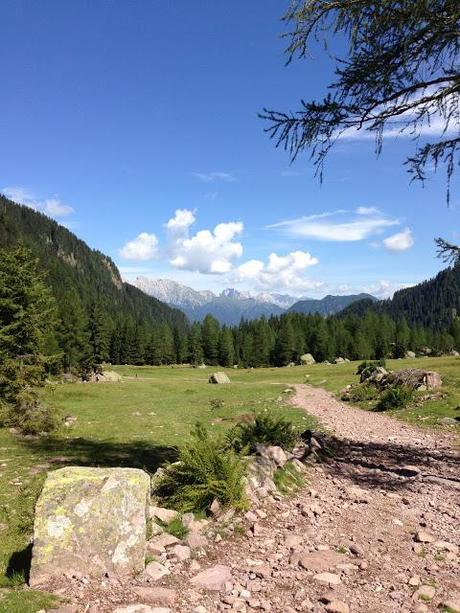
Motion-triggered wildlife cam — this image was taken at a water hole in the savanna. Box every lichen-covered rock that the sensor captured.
[30,467,150,586]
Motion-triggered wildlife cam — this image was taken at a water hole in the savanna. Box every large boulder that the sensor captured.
[300,353,316,365]
[30,467,150,586]
[209,372,231,384]
[405,351,416,359]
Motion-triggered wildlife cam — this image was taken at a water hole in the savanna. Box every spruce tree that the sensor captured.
[0,245,59,433]
[202,314,220,365]
[188,323,204,365]
[219,327,235,367]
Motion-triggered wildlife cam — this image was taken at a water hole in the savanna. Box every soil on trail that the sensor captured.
[46,385,460,613]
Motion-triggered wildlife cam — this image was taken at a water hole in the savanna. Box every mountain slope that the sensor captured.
[288,293,377,316]
[342,267,460,329]
[0,195,188,332]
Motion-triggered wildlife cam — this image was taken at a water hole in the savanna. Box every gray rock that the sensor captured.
[438,417,458,426]
[142,561,170,581]
[30,467,150,586]
[190,564,233,590]
[209,372,231,384]
[300,353,316,365]
[149,506,178,524]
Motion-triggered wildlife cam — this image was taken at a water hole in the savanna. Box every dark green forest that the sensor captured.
[342,266,460,330]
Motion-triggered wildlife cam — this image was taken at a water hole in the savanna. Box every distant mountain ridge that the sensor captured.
[134,277,377,325]
[288,293,378,316]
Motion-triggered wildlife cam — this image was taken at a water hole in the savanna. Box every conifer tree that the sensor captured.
[85,301,109,372]
[202,314,220,365]
[219,326,235,367]
[188,323,204,365]
[57,289,89,372]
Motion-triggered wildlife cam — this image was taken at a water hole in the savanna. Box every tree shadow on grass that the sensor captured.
[314,433,460,492]
[19,436,179,474]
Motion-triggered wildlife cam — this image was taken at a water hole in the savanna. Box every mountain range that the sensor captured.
[134,277,377,325]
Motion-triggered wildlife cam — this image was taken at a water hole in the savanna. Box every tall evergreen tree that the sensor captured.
[202,314,220,365]
[219,326,235,367]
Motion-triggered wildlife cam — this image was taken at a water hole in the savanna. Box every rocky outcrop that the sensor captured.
[30,467,150,586]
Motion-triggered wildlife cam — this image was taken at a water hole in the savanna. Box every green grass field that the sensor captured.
[0,357,458,611]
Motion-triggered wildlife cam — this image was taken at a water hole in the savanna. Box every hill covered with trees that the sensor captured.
[342,267,460,331]
[0,195,188,373]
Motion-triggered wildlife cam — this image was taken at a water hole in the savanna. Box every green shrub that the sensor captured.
[376,385,414,411]
[162,516,189,539]
[226,412,298,453]
[273,461,305,495]
[356,359,386,375]
[154,423,247,513]
[348,384,379,403]
[1,389,60,435]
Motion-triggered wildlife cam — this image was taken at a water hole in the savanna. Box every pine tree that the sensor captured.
[202,314,220,365]
[57,289,89,372]
[0,245,59,433]
[274,317,296,366]
[0,244,57,360]
[85,301,109,372]
[219,327,235,367]
[188,323,204,365]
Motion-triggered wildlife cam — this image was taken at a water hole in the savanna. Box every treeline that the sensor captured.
[106,310,460,368]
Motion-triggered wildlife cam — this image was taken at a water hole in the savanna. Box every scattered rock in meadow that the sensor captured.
[208,372,231,384]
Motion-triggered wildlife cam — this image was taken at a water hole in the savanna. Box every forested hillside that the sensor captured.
[289,293,376,316]
[342,267,460,330]
[0,195,188,372]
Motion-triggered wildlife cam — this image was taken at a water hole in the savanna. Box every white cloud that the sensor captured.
[119,232,159,260]
[383,227,414,252]
[191,172,237,183]
[235,250,320,292]
[3,186,74,217]
[269,209,399,242]
[364,279,414,298]
[355,206,381,216]
[165,208,196,233]
[165,209,244,274]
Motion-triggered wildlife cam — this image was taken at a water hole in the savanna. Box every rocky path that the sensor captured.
[52,385,460,613]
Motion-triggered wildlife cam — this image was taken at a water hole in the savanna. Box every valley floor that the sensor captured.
[38,383,460,613]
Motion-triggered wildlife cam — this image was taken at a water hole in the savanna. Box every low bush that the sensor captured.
[347,384,380,403]
[376,385,414,411]
[356,359,386,376]
[226,412,298,453]
[154,423,247,513]
[161,516,189,539]
[273,461,305,495]
[0,390,60,435]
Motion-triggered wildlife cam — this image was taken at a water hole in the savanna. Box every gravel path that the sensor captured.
[50,385,460,613]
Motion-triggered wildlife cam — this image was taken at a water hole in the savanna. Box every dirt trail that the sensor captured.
[52,385,460,613]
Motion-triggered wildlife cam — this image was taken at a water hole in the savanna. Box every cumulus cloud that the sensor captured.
[3,186,74,217]
[269,208,398,242]
[191,172,237,183]
[164,209,243,274]
[165,208,196,234]
[235,250,320,292]
[383,228,414,252]
[119,232,159,260]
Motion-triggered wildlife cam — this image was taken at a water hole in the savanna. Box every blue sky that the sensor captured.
[1,0,458,298]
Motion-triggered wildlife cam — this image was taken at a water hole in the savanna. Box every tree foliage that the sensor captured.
[261,0,460,202]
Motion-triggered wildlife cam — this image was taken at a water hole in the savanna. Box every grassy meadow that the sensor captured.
[0,357,458,611]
